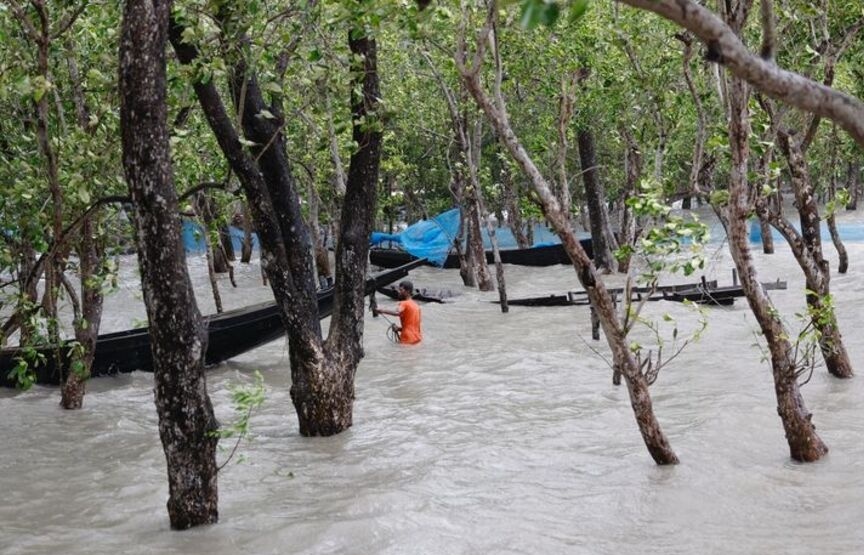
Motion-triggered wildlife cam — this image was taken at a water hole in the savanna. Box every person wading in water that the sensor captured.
[373,280,422,344]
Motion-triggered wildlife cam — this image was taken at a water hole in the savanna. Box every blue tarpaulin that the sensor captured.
[370,208,566,267]
[748,219,864,243]
[371,209,460,266]
[182,221,259,253]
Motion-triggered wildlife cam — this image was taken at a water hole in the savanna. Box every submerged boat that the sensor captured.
[499,280,721,307]
[370,239,594,269]
[0,260,422,388]
[375,284,457,304]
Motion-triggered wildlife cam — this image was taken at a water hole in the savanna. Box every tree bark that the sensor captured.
[422,48,493,289]
[457,5,677,464]
[677,32,707,203]
[846,161,860,210]
[826,128,848,273]
[756,147,775,254]
[170,6,382,436]
[617,125,641,273]
[120,0,219,528]
[722,69,827,462]
[776,132,852,379]
[61,217,104,409]
[577,128,616,271]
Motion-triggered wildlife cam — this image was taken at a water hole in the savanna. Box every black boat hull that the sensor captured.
[1,261,422,387]
[370,239,593,269]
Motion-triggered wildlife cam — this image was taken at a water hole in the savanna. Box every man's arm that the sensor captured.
[373,306,400,317]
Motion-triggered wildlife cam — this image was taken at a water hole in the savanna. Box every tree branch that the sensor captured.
[51,0,89,39]
[759,0,775,61]
[615,0,864,148]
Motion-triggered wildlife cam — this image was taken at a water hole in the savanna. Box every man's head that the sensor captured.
[398,280,414,300]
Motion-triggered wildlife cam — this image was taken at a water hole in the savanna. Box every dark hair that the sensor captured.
[398,280,413,293]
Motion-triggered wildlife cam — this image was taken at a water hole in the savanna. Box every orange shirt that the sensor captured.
[398,299,422,344]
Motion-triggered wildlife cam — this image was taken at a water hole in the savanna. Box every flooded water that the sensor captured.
[3,216,864,554]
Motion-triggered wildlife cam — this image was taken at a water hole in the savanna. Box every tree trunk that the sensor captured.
[240,203,254,263]
[120,0,219,528]
[195,194,230,274]
[722,72,827,462]
[501,164,531,248]
[61,217,104,409]
[678,32,707,204]
[617,126,641,273]
[577,128,616,271]
[458,15,677,463]
[292,27,384,435]
[825,127,848,273]
[466,119,494,291]
[220,226,235,262]
[465,187,494,290]
[756,149,775,254]
[777,132,853,379]
[826,211,848,274]
[845,161,859,210]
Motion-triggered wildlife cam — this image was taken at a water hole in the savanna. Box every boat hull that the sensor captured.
[370,239,593,269]
[1,261,422,387]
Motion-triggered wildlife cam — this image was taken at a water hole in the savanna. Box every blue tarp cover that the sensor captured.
[370,208,567,266]
[370,209,460,266]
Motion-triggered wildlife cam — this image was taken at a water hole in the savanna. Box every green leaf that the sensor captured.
[569,0,590,23]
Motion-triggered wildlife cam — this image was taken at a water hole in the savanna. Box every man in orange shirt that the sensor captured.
[373,280,422,344]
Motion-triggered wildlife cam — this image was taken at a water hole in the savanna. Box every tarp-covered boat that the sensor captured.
[1,260,422,388]
[370,208,593,268]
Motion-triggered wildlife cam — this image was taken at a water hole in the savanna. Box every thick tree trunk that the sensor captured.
[291,28,383,436]
[723,73,827,462]
[577,128,616,271]
[120,0,219,528]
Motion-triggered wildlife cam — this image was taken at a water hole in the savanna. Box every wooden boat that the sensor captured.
[0,260,423,388]
[501,280,720,307]
[369,239,593,269]
[375,285,457,304]
[661,285,742,306]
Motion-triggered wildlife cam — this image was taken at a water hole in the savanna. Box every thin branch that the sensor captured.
[20,195,129,294]
[59,272,81,323]
[759,0,775,61]
[51,0,89,39]
[177,181,232,203]
[6,0,40,42]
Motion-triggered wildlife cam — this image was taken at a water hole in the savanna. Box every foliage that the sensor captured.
[210,371,266,469]
[620,178,709,281]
